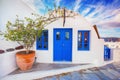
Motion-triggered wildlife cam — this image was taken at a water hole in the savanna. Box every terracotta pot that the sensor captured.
[16,50,35,71]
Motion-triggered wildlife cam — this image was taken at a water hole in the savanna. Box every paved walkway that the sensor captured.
[35,62,120,80]
[1,62,120,80]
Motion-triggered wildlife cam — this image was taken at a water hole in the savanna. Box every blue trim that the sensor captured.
[36,30,48,50]
[78,30,90,51]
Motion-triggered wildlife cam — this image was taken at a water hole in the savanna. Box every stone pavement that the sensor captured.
[10,63,84,74]
[34,62,120,80]
[1,63,94,80]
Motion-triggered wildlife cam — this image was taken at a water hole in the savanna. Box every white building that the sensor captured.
[1,0,120,78]
[35,9,104,66]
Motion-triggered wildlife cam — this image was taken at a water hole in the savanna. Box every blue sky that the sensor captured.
[23,0,120,38]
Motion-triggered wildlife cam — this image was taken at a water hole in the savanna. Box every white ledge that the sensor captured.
[1,64,95,80]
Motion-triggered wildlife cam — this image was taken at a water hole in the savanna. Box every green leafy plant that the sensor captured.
[3,13,59,54]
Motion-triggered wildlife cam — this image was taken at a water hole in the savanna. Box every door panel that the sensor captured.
[54,30,62,61]
[53,28,72,61]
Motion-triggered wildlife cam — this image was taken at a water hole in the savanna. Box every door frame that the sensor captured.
[53,28,72,62]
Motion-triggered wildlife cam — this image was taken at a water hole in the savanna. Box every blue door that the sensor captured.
[104,46,111,61]
[53,28,72,61]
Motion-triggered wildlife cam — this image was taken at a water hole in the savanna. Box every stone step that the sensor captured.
[100,70,117,79]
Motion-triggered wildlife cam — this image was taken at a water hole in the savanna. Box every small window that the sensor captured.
[84,32,88,43]
[78,31,90,50]
[78,32,82,42]
[84,44,88,48]
[38,37,42,42]
[56,32,60,40]
[37,30,48,50]
[39,44,42,48]
[65,32,69,40]
[44,31,48,37]
[44,38,48,42]
[44,43,47,48]
[78,43,82,48]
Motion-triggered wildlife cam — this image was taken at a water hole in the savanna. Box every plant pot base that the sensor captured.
[16,50,35,71]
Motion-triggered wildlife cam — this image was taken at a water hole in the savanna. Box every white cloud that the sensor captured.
[99,28,120,37]
[87,5,105,17]
[20,0,46,15]
[21,0,38,12]
[73,0,81,12]
[55,0,61,7]
[34,0,46,10]
[81,8,91,15]
[96,11,120,25]
[83,0,120,23]
[83,4,108,23]
[85,4,120,24]
[114,13,120,21]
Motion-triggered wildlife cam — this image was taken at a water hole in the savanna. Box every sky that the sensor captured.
[23,0,120,38]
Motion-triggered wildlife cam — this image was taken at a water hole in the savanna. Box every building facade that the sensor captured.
[35,9,104,66]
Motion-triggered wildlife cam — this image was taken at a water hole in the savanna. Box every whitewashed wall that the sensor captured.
[0,0,36,31]
[112,49,120,62]
[36,15,104,66]
[0,0,35,78]
[0,51,18,78]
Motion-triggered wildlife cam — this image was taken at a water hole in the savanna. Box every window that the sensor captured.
[78,31,90,50]
[37,30,48,50]
[56,32,60,40]
[65,32,69,40]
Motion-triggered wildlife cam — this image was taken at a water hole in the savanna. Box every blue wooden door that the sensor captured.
[104,46,111,61]
[53,28,72,61]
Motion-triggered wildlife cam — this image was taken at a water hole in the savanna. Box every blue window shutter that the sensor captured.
[36,30,48,50]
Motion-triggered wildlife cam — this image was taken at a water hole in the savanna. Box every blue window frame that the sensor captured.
[36,30,48,50]
[78,31,90,50]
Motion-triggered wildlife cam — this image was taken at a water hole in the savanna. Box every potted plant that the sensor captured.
[1,13,59,71]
